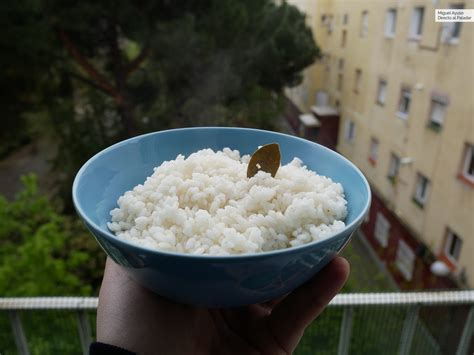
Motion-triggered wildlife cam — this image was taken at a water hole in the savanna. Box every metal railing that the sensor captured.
[1,291,473,355]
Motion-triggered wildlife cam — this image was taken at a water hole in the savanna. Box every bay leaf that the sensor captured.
[247,143,281,178]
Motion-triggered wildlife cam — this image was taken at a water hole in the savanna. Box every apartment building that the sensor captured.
[286,0,473,288]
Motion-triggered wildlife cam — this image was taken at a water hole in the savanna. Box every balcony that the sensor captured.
[2,291,473,354]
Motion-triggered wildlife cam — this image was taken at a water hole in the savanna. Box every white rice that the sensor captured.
[107,148,347,255]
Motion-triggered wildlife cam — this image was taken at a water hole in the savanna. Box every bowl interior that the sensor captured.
[73,127,370,243]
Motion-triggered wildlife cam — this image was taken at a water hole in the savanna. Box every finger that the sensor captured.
[268,256,350,353]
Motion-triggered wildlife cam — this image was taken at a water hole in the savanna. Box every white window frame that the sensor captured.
[444,229,463,264]
[409,7,424,39]
[441,4,464,44]
[429,99,447,127]
[338,58,344,70]
[396,240,415,281]
[360,11,369,37]
[376,79,387,105]
[414,173,430,206]
[316,89,329,106]
[324,54,331,72]
[345,120,355,143]
[327,15,334,34]
[461,144,474,183]
[385,9,397,38]
[388,153,400,179]
[397,87,411,119]
[343,13,349,25]
[369,137,379,164]
[374,212,390,248]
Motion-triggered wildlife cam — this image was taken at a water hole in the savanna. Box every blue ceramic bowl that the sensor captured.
[73,127,370,307]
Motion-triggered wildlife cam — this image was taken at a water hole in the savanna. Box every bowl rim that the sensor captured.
[72,126,371,260]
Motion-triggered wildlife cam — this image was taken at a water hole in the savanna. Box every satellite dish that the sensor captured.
[430,261,450,277]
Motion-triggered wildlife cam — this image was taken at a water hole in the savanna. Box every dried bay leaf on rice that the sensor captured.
[247,143,281,178]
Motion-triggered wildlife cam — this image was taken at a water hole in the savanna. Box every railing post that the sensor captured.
[76,310,92,355]
[399,305,419,355]
[456,305,474,355]
[337,306,353,355]
[9,310,30,355]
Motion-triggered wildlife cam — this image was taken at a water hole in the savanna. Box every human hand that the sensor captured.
[96,256,349,355]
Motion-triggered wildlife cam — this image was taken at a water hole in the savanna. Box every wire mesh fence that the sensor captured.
[1,292,473,355]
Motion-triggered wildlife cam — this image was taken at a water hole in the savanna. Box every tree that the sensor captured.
[44,0,320,133]
[3,0,320,207]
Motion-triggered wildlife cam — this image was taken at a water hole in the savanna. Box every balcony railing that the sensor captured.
[1,291,473,355]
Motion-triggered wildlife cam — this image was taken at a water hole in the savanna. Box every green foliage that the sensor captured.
[0,309,93,355]
[34,0,319,134]
[147,0,319,127]
[0,174,104,296]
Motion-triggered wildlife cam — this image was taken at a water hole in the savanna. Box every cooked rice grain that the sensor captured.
[108,148,347,255]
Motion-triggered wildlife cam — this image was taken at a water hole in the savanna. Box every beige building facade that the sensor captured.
[287,0,473,287]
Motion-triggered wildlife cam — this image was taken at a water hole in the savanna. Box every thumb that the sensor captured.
[267,256,350,353]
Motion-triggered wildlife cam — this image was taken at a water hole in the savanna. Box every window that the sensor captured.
[354,69,362,93]
[441,4,464,43]
[343,13,349,25]
[376,79,387,105]
[444,229,463,264]
[374,212,390,248]
[397,87,411,119]
[396,240,415,281]
[324,54,331,72]
[369,137,379,165]
[459,143,474,184]
[345,120,355,142]
[341,29,347,47]
[338,58,344,70]
[409,7,424,39]
[413,173,430,207]
[337,73,343,92]
[385,9,397,38]
[360,11,369,37]
[428,98,448,130]
[327,15,334,34]
[388,153,400,182]
[316,90,329,106]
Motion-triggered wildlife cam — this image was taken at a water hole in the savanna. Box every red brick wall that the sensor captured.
[361,192,457,290]
[316,115,339,151]
[283,98,340,150]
